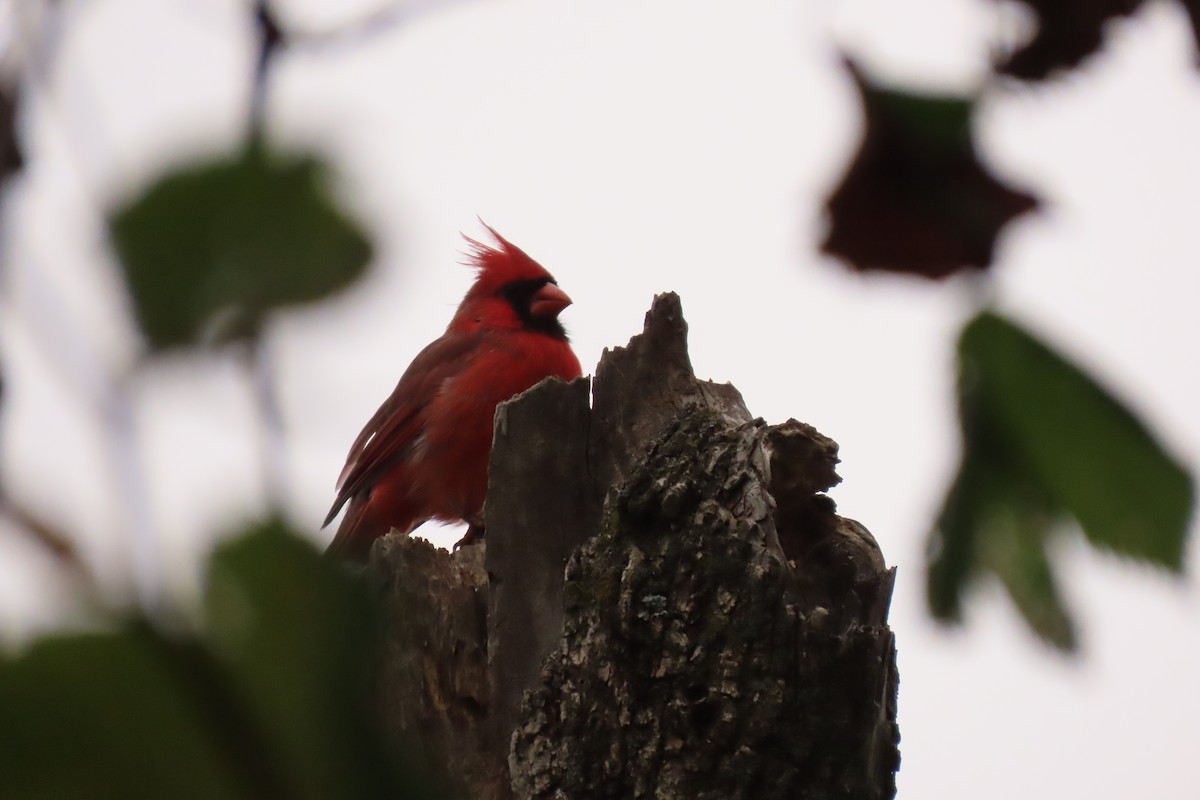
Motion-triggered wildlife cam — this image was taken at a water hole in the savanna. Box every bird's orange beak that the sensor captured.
[529,282,573,319]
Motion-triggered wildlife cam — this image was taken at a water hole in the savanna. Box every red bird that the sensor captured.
[323,227,582,561]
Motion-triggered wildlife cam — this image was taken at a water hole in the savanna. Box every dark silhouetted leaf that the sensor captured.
[995,0,1200,81]
[928,311,1193,650]
[110,141,372,352]
[0,520,451,800]
[821,60,1039,278]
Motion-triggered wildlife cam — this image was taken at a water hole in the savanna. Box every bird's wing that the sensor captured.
[322,331,483,528]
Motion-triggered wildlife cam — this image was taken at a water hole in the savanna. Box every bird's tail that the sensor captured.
[324,494,422,563]
[324,495,380,563]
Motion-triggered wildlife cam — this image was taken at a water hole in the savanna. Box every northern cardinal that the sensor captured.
[323,227,582,561]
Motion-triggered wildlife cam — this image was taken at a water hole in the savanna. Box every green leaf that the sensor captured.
[963,312,1193,570]
[928,310,1194,650]
[928,409,1076,650]
[984,504,1076,651]
[203,518,422,800]
[0,520,451,799]
[110,140,372,351]
[926,449,985,625]
[0,624,248,799]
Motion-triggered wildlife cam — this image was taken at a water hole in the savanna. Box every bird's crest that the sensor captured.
[462,223,557,296]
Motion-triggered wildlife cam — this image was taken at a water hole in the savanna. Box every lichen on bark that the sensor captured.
[509,409,898,800]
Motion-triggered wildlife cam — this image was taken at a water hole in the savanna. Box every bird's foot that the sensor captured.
[453,523,485,550]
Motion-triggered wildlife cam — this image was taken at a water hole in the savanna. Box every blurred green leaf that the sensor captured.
[928,311,1193,650]
[110,141,372,351]
[929,401,1076,649]
[0,624,248,799]
[0,519,450,799]
[984,501,1076,651]
[204,518,441,800]
[963,312,1193,570]
[926,446,986,626]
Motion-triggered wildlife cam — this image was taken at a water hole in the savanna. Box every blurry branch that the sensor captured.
[0,80,22,181]
[247,0,485,117]
[0,490,80,566]
[6,0,165,607]
[245,6,290,512]
[264,0,483,55]
[243,7,288,516]
[0,262,162,607]
[0,42,113,594]
[0,489,102,603]
[106,370,165,609]
[242,338,290,510]
[1,0,386,615]
[250,1,283,137]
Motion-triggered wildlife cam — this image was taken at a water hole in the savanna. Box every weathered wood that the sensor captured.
[485,376,594,751]
[368,292,900,799]
[589,292,752,496]
[508,411,899,799]
[367,536,506,798]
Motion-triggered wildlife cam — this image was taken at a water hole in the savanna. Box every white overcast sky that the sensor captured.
[1,0,1199,798]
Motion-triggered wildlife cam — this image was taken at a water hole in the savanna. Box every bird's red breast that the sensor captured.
[324,226,582,561]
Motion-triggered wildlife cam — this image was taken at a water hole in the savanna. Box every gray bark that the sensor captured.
[369,293,899,799]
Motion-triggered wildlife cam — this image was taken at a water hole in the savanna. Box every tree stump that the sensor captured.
[368,293,899,799]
